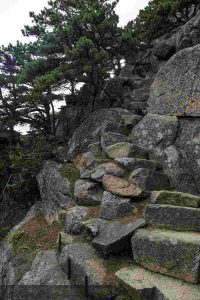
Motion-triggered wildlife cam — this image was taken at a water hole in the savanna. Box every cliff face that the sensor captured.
[2,10,200,300]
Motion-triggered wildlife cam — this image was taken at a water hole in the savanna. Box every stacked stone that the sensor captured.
[116,190,200,299]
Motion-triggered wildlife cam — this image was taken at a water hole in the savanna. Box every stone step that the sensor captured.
[115,157,163,172]
[129,168,171,191]
[105,142,148,159]
[151,190,200,208]
[101,132,128,151]
[131,228,200,284]
[92,218,146,258]
[115,265,200,300]
[60,243,113,298]
[145,204,200,231]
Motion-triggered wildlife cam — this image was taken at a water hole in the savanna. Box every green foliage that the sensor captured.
[129,0,199,43]
[9,135,46,175]
[60,163,80,191]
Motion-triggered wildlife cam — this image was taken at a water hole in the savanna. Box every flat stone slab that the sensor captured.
[151,190,200,208]
[106,142,148,159]
[115,157,162,172]
[116,265,200,300]
[102,175,144,198]
[100,191,134,220]
[131,228,200,284]
[92,218,146,258]
[145,204,200,231]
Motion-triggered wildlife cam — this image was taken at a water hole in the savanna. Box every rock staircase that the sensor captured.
[54,112,177,298]
[3,109,200,299]
[116,190,200,299]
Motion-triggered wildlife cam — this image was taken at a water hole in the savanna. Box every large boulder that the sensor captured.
[132,228,200,284]
[175,10,200,51]
[37,161,75,221]
[67,108,130,160]
[148,44,200,116]
[131,113,178,151]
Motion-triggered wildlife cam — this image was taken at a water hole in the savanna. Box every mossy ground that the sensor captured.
[60,163,80,190]
[7,214,64,262]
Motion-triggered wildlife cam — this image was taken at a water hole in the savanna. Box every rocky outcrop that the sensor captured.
[67,108,130,160]
[37,161,75,220]
[148,45,200,116]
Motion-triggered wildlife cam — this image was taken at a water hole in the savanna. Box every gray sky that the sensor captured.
[0,0,149,46]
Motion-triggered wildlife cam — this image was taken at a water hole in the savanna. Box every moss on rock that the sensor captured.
[60,163,80,191]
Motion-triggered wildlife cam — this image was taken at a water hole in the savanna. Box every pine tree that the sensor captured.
[20,0,123,111]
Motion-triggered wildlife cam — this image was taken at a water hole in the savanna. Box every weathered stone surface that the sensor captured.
[148,44,200,116]
[74,180,103,206]
[91,162,125,182]
[131,113,178,151]
[81,218,108,240]
[102,175,143,198]
[0,240,14,285]
[121,114,142,126]
[115,157,162,172]
[92,218,146,257]
[75,151,94,175]
[102,121,128,135]
[145,204,200,231]
[87,142,102,157]
[153,40,175,60]
[60,243,107,285]
[100,192,134,220]
[19,251,69,285]
[116,265,200,300]
[151,190,200,208]
[106,142,148,159]
[128,102,148,114]
[175,118,200,195]
[129,168,171,191]
[65,206,90,234]
[132,228,200,283]
[37,161,75,220]
[67,108,130,160]
[101,132,128,151]
[175,11,200,51]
